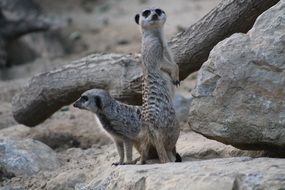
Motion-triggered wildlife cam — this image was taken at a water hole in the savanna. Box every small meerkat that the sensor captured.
[73,89,181,165]
[73,89,141,165]
[135,8,180,164]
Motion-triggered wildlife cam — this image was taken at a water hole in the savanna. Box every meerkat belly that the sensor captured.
[142,72,176,127]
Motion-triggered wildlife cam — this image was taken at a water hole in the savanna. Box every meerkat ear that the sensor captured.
[135,14,140,24]
[94,96,103,110]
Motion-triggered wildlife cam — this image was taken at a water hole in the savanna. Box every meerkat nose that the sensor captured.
[73,102,78,108]
[152,14,158,20]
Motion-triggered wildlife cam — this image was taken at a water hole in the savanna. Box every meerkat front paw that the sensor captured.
[173,80,180,86]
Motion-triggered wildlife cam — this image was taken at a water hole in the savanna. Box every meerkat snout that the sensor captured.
[73,95,88,109]
[73,102,79,108]
[152,14,158,21]
[73,89,110,113]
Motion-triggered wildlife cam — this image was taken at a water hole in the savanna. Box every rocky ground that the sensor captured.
[1,0,285,189]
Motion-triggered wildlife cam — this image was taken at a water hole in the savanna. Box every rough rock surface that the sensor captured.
[177,133,265,161]
[77,157,285,190]
[0,138,60,176]
[189,0,285,151]
[173,94,192,127]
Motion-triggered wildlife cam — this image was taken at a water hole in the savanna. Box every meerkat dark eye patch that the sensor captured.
[135,14,140,24]
[94,96,103,110]
[142,10,151,18]
[155,9,162,16]
[81,95,88,102]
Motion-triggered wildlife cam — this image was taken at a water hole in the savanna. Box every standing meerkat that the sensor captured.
[73,89,141,165]
[73,89,181,165]
[135,8,180,164]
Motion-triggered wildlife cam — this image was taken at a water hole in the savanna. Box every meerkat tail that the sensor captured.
[171,147,182,162]
[139,143,150,165]
[175,153,182,162]
[155,143,171,163]
[138,131,151,164]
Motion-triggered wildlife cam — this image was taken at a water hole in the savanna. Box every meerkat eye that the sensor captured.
[142,10,151,17]
[81,95,88,102]
[155,9,162,16]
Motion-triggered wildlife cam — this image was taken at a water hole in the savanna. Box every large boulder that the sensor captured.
[0,138,60,176]
[189,0,285,151]
[77,157,285,190]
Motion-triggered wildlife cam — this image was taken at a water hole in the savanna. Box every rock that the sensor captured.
[46,171,86,190]
[0,125,31,139]
[0,138,60,176]
[177,132,265,161]
[78,157,285,190]
[173,94,192,126]
[189,0,285,152]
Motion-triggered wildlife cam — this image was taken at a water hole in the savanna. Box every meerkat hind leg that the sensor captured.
[167,150,176,162]
[152,131,171,163]
[138,140,150,165]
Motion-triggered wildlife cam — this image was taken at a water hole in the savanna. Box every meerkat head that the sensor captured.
[135,8,166,30]
[73,89,112,113]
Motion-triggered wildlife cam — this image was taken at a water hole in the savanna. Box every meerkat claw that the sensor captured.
[173,80,180,86]
[111,162,123,166]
